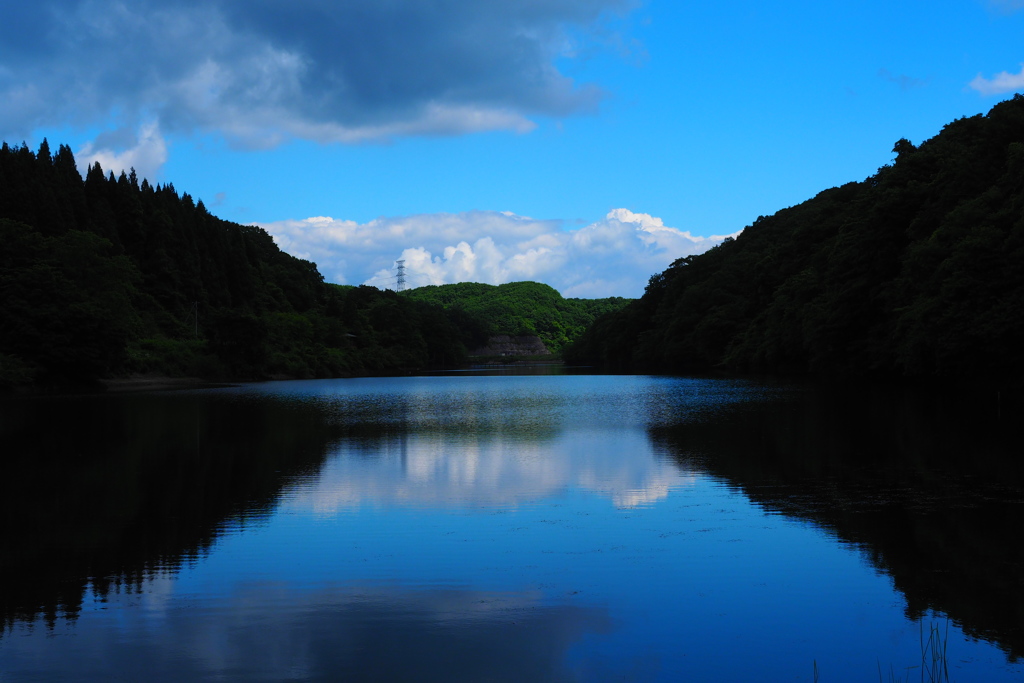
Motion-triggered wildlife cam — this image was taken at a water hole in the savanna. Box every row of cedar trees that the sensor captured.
[0,141,474,389]
[566,94,1024,384]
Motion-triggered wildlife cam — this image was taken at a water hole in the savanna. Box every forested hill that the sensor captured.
[0,142,473,389]
[404,281,631,353]
[566,95,1024,383]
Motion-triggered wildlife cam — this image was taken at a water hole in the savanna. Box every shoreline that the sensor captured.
[98,375,233,393]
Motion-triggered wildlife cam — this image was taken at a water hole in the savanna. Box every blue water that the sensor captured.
[1,373,1020,681]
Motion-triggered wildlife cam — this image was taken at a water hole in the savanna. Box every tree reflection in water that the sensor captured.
[0,392,342,632]
[650,383,1024,660]
[1,377,1022,680]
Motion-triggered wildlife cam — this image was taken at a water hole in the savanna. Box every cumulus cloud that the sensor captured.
[0,0,634,156]
[259,208,738,298]
[969,64,1024,95]
[75,121,168,180]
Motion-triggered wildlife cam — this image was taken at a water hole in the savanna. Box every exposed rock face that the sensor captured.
[470,335,551,357]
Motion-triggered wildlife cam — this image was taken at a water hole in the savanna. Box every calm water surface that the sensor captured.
[1,371,1022,681]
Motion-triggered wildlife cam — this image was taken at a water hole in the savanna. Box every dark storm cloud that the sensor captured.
[0,0,634,145]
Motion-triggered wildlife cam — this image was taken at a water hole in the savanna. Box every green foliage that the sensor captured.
[330,285,470,372]
[0,142,473,388]
[0,352,35,390]
[567,95,1024,383]
[0,218,139,385]
[124,338,221,378]
[404,281,631,353]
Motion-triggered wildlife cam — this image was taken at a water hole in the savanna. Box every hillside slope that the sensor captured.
[566,95,1024,383]
[0,142,471,388]
[404,281,631,354]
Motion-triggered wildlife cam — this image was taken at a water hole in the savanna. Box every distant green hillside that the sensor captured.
[567,95,1024,383]
[404,281,631,354]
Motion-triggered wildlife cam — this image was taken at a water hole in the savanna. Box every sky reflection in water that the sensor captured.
[1,374,1021,682]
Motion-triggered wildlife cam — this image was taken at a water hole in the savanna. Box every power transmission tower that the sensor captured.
[396,260,406,292]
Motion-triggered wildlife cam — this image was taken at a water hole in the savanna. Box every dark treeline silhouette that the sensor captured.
[567,95,1024,383]
[0,142,476,389]
[650,384,1024,660]
[404,281,631,354]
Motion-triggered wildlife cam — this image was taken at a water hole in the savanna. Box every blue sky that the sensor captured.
[5,0,1024,297]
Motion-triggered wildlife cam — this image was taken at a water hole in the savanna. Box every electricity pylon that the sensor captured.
[396,260,407,292]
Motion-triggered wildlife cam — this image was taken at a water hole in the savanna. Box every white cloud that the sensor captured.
[259,208,738,298]
[969,64,1024,96]
[76,121,168,181]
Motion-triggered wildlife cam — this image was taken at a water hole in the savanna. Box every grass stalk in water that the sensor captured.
[814,620,952,682]
[877,621,952,683]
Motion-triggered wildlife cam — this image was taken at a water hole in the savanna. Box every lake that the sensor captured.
[1,370,1022,682]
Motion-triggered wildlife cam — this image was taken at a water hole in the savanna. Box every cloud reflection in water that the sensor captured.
[284,428,700,514]
[1,582,614,683]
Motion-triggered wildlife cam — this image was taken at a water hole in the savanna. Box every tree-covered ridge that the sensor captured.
[0,141,473,388]
[403,281,631,353]
[566,95,1024,383]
